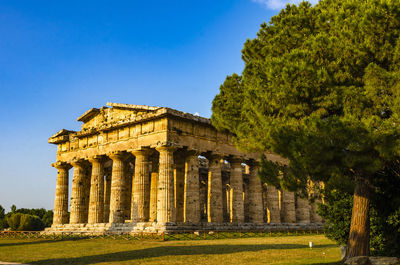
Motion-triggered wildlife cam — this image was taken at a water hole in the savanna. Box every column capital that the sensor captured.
[129,148,152,157]
[228,156,244,167]
[107,151,129,161]
[155,145,178,153]
[51,161,72,171]
[205,152,223,163]
[247,159,260,168]
[70,159,88,168]
[88,155,106,164]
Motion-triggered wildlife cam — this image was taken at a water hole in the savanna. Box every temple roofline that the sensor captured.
[49,103,213,144]
[77,108,100,122]
[106,102,160,111]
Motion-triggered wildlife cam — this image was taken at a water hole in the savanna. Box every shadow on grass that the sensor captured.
[0,238,88,247]
[30,243,337,265]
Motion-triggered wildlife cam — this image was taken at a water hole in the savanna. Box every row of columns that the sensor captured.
[262,185,322,224]
[52,147,268,226]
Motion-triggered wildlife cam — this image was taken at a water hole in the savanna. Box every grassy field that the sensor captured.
[0,234,341,265]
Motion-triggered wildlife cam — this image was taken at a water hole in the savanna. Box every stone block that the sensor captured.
[344,257,372,265]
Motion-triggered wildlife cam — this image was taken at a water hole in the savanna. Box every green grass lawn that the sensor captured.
[0,235,341,265]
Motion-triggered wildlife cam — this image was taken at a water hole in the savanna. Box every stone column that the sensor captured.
[247,162,264,223]
[131,149,151,222]
[296,196,311,223]
[103,167,112,223]
[311,201,323,223]
[52,162,71,225]
[229,158,244,223]
[156,146,176,223]
[207,154,223,223]
[183,151,200,223]
[266,185,281,223]
[88,156,105,224]
[174,154,185,222]
[70,159,90,224]
[282,191,296,223]
[108,152,128,223]
[149,155,159,222]
[124,160,134,220]
[308,180,323,223]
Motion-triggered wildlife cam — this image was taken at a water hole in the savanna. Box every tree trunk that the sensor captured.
[346,176,371,259]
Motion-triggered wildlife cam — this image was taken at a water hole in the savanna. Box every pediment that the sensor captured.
[50,129,75,138]
[48,129,75,144]
[79,103,161,130]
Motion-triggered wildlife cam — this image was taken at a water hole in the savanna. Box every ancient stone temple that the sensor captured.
[46,103,322,234]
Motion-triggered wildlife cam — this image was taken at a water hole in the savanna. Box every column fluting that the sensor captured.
[174,154,185,222]
[108,152,128,223]
[229,158,244,223]
[131,149,151,222]
[183,151,200,223]
[103,167,112,223]
[149,155,159,222]
[52,162,71,225]
[207,154,223,223]
[282,191,296,223]
[88,156,105,224]
[70,159,90,224]
[247,161,264,223]
[155,146,176,223]
[266,184,281,223]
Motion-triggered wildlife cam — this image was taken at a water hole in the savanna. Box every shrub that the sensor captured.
[42,210,53,227]
[318,189,400,257]
[6,213,45,231]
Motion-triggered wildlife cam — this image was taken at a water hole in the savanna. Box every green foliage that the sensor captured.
[14,208,47,220]
[42,211,53,228]
[0,205,4,219]
[211,74,245,137]
[212,0,400,254]
[0,205,7,229]
[7,213,23,230]
[318,191,352,246]
[1,205,54,230]
[212,0,400,188]
[6,213,45,231]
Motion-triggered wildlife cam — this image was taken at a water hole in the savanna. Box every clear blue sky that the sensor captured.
[0,0,315,212]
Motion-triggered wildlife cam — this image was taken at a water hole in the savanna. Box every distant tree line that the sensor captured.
[0,205,53,231]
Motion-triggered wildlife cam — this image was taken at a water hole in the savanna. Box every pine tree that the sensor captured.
[212,0,400,258]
